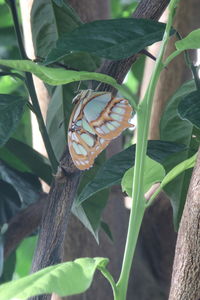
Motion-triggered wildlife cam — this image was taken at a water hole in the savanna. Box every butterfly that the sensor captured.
[68,89,134,170]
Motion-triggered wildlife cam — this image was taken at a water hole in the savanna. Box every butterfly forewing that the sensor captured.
[85,97,133,140]
[68,90,133,170]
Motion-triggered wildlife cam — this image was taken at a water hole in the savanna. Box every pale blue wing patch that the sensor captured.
[83,93,111,122]
[110,121,120,128]
[80,133,95,147]
[107,122,117,130]
[82,118,95,134]
[72,142,87,156]
[112,106,126,114]
[100,125,110,134]
[110,113,123,121]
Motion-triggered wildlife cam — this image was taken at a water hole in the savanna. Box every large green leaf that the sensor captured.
[0,138,52,185]
[75,140,186,205]
[0,59,117,87]
[0,160,42,231]
[160,80,196,228]
[0,94,27,147]
[122,156,165,197]
[31,0,82,59]
[175,29,200,51]
[45,18,174,63]
[178,90,200,129]
[0,257,108,300]
[46,85,66,160]
[73,153,109,241]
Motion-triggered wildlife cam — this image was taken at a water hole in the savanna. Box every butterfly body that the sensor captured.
[68,89,133,170]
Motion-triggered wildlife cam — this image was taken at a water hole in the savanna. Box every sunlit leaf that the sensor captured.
[0,60,117,87]
[15,237,37,278]
[122,156,165,197]
[175,29,200,51]
[0,257,108,300]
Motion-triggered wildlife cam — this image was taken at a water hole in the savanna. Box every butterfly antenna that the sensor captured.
[74,81,82,93]
[95,82,102,91]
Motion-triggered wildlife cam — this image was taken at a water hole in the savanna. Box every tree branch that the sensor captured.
[169,147,200,300]
[4,194,47,259]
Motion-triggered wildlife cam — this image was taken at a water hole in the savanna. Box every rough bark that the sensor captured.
[69,0,109,22]
[31,148,80,274]
[169,149,200,300]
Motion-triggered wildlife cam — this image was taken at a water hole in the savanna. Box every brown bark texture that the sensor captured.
[169,149,200,300]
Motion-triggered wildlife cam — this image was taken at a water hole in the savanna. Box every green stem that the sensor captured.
[115,1,180,299]
[99,267,118,300]
[7,0,58,173]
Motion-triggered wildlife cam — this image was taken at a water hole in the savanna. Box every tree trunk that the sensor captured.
[168,148,200,300]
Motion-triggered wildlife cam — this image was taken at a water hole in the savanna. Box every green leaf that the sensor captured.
[0,257,108,300]
[0,59,117,87]
[76,141,186,205]
[0,4,12,28]
[45,18,174,63]
[0,233,3,276]
[160,80,195,228]
[158,153,196,192]
[178,90,200,129]
[0,138,52,185]
[15,237,37,278]
[46,86,66,160]
[31,0,82,59]
[122,156,165,197]
[73,153,109,240]
[160,81,195,144]
[0,160,41,228]
[0,94,27,147]
[175,29,200,51]
[0,251,16,284]
[149,153,197,208]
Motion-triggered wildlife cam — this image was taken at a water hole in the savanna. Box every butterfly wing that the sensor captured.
[68,92,110,170]
[83,95,133,140]
[68,123,109,170]
[68,90,133,170]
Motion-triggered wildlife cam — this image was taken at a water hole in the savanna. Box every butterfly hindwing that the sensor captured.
[68,90,133,170]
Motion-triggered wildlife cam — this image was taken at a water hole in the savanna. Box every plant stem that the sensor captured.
[115,1,180,299]
[7,0,58,173]
[99,267,118,300]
